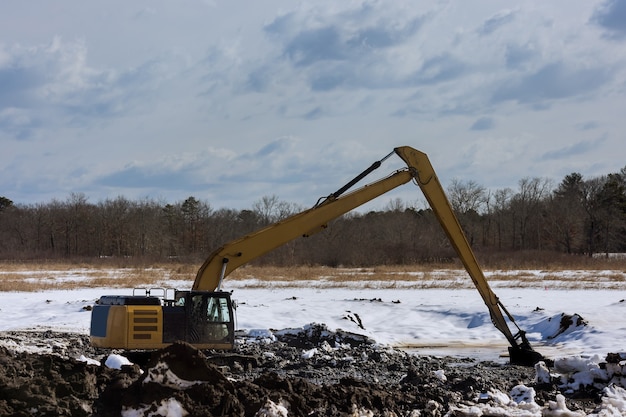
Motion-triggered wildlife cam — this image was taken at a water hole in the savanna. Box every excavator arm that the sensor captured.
[394,147,543,365]
[193,146,543,365]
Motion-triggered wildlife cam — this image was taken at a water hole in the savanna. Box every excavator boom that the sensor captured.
[193,168,414,291]
[193,146,543,365]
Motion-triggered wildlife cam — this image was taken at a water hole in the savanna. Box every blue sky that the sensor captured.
[1,0,625,210]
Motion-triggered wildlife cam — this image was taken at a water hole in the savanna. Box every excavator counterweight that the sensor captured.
[90,146,544,365]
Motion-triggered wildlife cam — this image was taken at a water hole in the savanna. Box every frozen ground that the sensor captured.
[0,268,625,416]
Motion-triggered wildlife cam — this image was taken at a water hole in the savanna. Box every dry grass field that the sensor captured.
[0,256,625,292]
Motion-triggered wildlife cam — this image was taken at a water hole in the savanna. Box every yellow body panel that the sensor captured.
[126,305,163,349]
[91,305,164,349]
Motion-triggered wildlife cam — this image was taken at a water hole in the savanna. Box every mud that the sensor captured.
[0,325,620,416]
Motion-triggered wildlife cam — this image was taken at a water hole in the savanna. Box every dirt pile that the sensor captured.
[0,325,622,416]
[0,344,141,416]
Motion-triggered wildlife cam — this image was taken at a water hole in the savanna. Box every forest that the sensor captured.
[1,167,625,267]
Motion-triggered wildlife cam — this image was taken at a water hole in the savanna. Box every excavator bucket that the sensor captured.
[508,345,545,366]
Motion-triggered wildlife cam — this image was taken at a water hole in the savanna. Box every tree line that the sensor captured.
[1,167,625,266]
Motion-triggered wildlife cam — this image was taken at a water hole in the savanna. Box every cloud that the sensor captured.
[281,26,346,66]
[86,136,390,209]
[591,0,626,39]
[0,38,94,108]
[304,106,325,120]
[504,42,538,70]
[0,66,46,109]
[266,6,426,67]
[94,139,306,196]
[577,121,600,131]
[491,62,610,105]
[0,37,173,138]
[262,3,433,92]
[95,150,218,192]
[0,108,41,140]
[97,165,200,190]
[198,43,248,96]
[243,66,273,93]
[413,54,467,85]
[309,67,350,91]
[253,137,295,158]
[540,136,607,161]
[470,117,494,131]
[477,9,517,36]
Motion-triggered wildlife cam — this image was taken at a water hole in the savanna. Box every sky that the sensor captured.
[1,0,626,211]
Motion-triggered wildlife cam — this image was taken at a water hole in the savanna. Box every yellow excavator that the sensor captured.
[90,146,543,365]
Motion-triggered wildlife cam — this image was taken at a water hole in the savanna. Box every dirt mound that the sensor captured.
[118,342,244,416]
[0,326,622,416]
[112,340,461,416]
[0,345,141,416]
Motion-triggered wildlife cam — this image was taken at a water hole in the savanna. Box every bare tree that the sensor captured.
[384,198,405,212]
[485,188,512,250]
[581,177,606,256]
[252,195,299,225]
[544,173,585,253]
[447,179,487,247]
[447,179,487,214]
[595,173,626,255]
[509,177,552,249]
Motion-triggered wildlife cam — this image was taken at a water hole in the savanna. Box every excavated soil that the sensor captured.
[0,325,617,416]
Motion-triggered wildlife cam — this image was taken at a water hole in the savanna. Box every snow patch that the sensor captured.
[122,398,188,417]
[255,399,289,417]
[534,361,551,384]
[432,369,447,382]
[530,313,587,341]
[78,354,100,366]
[143,361,203,390]
[588,385,626,417]
[544,394,585,417]
[301,347,317,359]
[105,354,134,369]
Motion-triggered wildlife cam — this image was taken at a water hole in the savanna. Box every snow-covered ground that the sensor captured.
[1,270,624,362]
[1,268,625,416]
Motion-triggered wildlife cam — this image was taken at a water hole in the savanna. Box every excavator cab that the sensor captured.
[173,291,235,345]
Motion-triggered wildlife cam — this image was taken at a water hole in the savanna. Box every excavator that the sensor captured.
[90,146,544,366]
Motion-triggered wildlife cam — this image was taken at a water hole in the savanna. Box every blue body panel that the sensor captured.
[90,305,111,337]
